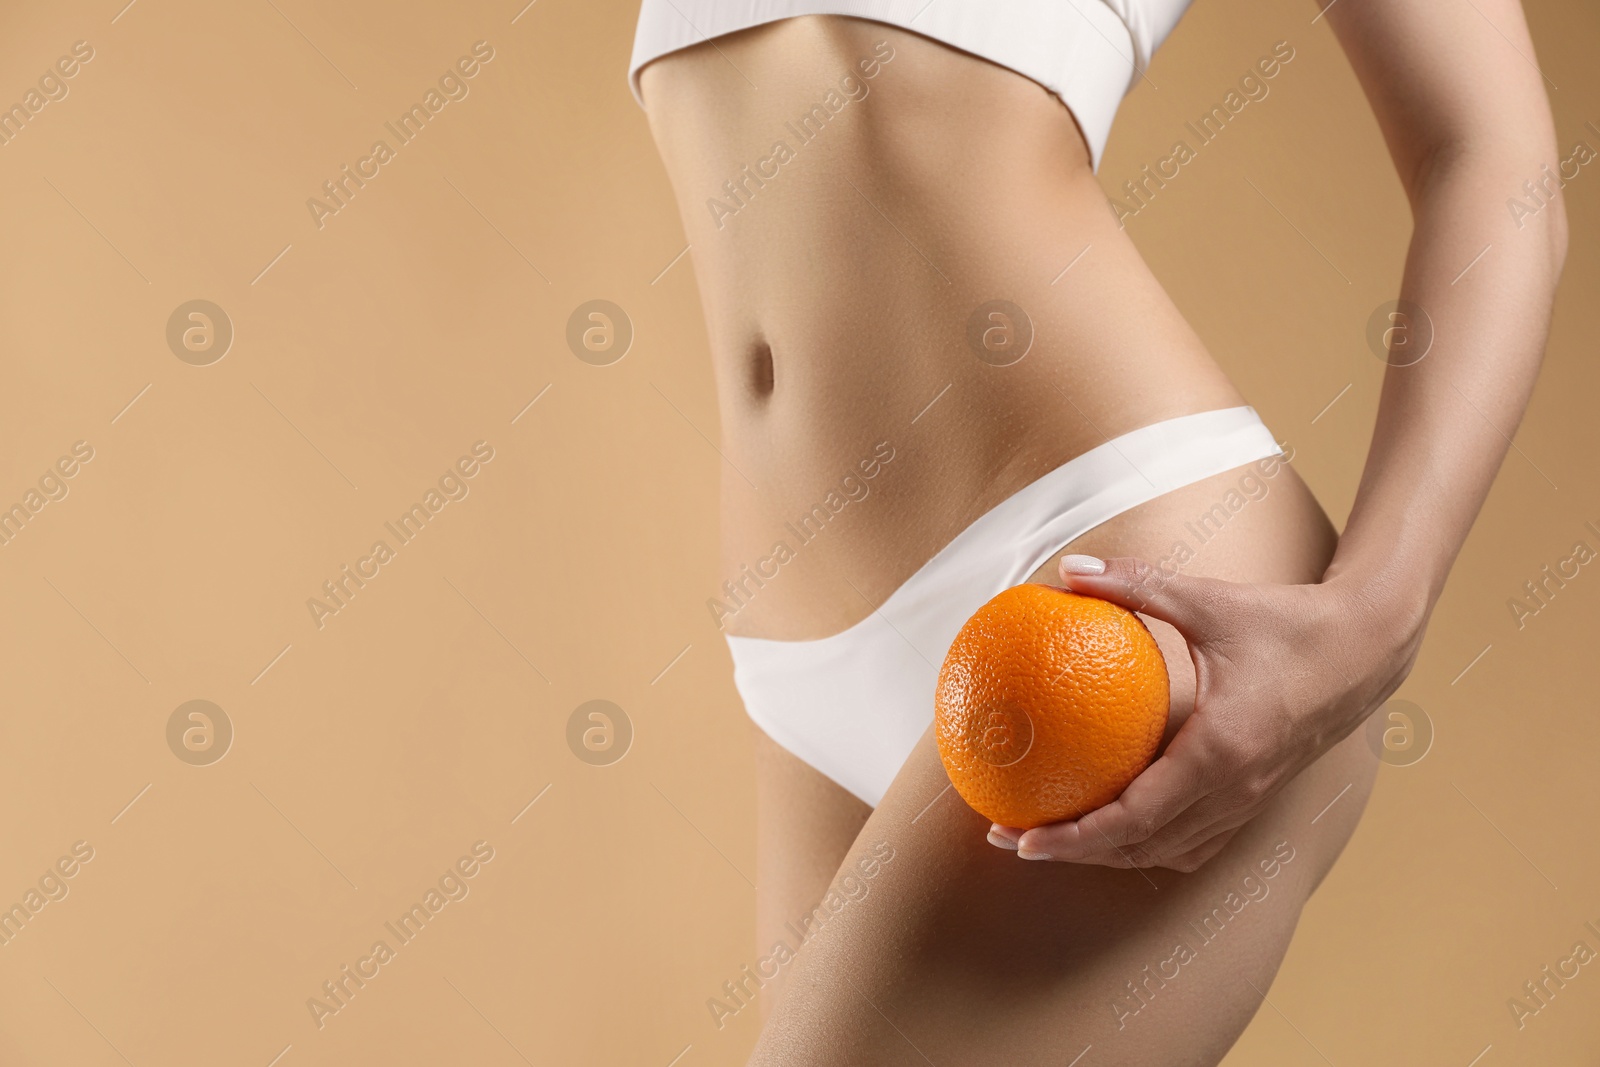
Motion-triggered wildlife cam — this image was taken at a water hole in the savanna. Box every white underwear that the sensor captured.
[724,406,1284,807]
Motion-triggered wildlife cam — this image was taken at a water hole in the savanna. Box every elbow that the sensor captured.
[1413,135,1570,282]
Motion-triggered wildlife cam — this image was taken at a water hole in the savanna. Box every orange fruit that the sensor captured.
[934,583,1170,829]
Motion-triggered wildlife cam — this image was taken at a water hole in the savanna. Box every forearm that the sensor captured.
[1325,149,1567,624]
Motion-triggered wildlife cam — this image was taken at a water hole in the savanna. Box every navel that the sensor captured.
[748,338,775,399]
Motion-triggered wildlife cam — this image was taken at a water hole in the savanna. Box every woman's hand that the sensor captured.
[988,553,1426,872]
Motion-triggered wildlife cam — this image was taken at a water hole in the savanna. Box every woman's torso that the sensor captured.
[638,17,1245,639]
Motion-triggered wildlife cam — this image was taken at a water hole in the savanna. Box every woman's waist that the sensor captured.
[690,159,1239,431]
[712,300,1246,494]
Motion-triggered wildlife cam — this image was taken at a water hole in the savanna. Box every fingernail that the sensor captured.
[1018,849,1053,861]
[1059,554,1106,576]
[987,831,1019,851]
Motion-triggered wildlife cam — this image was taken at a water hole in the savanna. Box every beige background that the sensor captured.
[0,0,1596,1063]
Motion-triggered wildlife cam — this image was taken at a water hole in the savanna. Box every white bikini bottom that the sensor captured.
[724,406,1284,807]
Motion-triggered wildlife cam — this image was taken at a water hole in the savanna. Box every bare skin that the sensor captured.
[638,2,1564,1061]
[642,17,1243,643]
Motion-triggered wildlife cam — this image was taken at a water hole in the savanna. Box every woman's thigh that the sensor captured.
[752,729,870,1011]
[748,461,1381,1064]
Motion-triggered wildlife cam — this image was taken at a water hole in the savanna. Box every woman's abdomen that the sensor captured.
[640,16,1246,638]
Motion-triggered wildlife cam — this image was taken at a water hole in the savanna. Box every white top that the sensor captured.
[628,0,1194,169]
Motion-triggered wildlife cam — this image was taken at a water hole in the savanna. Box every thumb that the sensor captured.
[1056,554,1234,639]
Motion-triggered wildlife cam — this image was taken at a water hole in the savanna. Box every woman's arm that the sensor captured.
[1010,0,1568,869]
[1319,0,1567,600]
